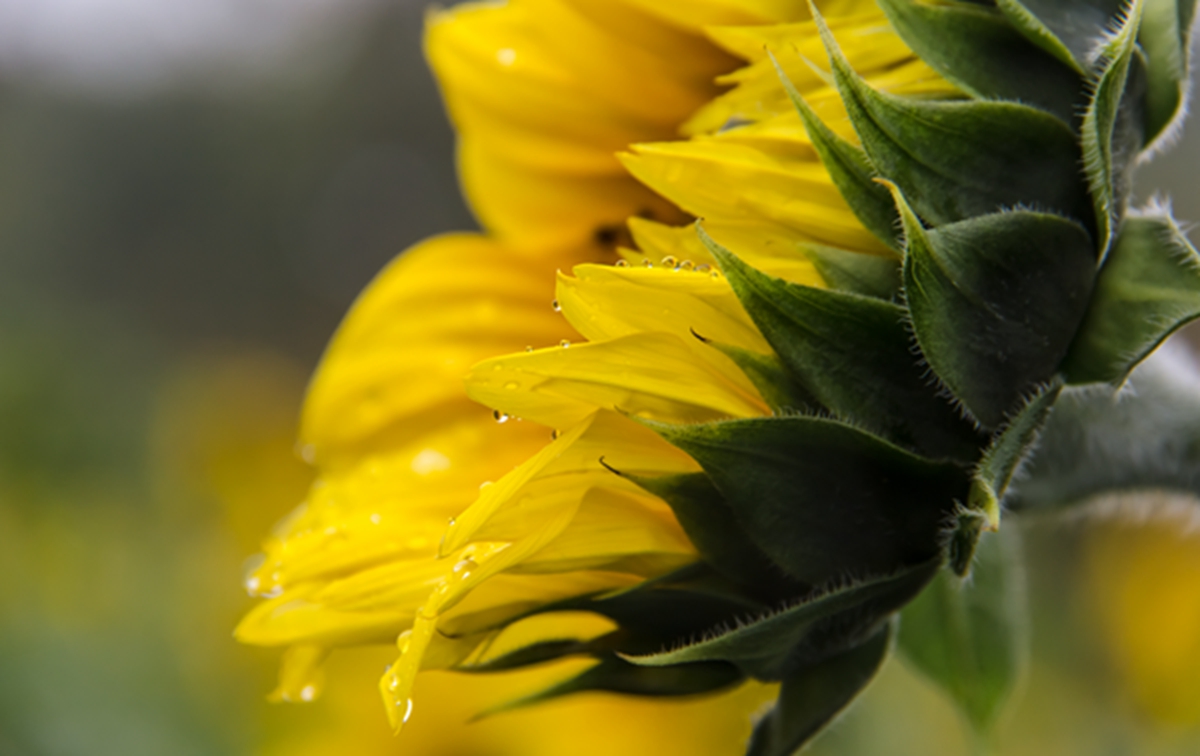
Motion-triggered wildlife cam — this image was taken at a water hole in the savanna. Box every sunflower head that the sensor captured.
[240,0,1200,752]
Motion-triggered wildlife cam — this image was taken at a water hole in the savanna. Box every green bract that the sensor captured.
[440,1,1200,751]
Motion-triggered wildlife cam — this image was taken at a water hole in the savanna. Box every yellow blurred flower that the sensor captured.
[238,0,953,734]
[1085,498,1200,727]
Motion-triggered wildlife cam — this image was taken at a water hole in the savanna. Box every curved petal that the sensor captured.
[301,233,580,467]
[465,331,768,428]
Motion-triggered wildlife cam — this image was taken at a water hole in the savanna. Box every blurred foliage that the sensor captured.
[4,2,1200,754]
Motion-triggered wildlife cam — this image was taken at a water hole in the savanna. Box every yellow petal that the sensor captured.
[557,263,769,353]
[617,0,804,27]
[621,136,886,254]
[252,413,552,592]
[465,331,768,429]
[516,485,696,575]
[235,589,405,647]
[442,411,697,554]
[301,233,578,467]
[268,645,329,703]
[426,0,730,252]
[459,137,687,253]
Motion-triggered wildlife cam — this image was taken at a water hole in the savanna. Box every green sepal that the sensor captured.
[645,414,969,586]
[691,332,820,413]
[815,8,1092,228]
[613,467,801,599]
[706,232,982,460]
[801,244,902,301]
[473,656,744,720]
[966,378,1064,531]
[568,564,767,652]
[773,54,900,249]
[622,560,936,681]
[892,187,1095,428]
[1061,213,1200,385]
[898,530,1027,734]
[995,0,1124,71]
[948,507,989,578]
[1081,0,1146,256]
[877,0,1084,121]
[506,564,767,658]
[1139,0,1192,143]
[745,624,892,756]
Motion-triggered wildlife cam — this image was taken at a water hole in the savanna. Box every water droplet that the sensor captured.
[397,629,413,654]
[678,260,694,271]
[560,340,571,348]
[244,575,261,596]
[710,269,722,279]
[479,480,493,491]
[400,698,414,724]
[493,410,509,423]
[453,557,477,575]
[695,263,712,273]
[525,345,534,352]
[550,429,560,440]
[551,299,561,312]
[642,259,654,268]
[503,381,519,390]
[660,255,677,268]
[615,259,629,267]
[262,585,283,599]
[369,513,382,525]
[299,685,316,702]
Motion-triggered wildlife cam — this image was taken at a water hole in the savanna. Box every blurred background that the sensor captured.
[3,1,1200,754]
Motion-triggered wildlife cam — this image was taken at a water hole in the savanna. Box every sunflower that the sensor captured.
[238,0,1200,751]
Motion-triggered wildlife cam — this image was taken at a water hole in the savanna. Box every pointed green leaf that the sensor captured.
[802,244,902,300]
[573,565,766,651]
[898,530,1027,733]
[773,56,900,248]
[745,625,892,756]
[877,0,1084,121]
[705,232,982,460]
[1062,213,1200,384]
[996,0,1124,71]
[816,8,1092,228]
[624,560,935,681]
[994,0,1090,72]
[619,469,801,599]
[947,507,990,578]
[1138,0,1191,145]
[475,656,743,719]
[691,333,820,414]
[1081,0,1146,255]
[647,414,969,586]
[967,378,1065,530]
[1010,346,1200,510]
[892,187,1095,428]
